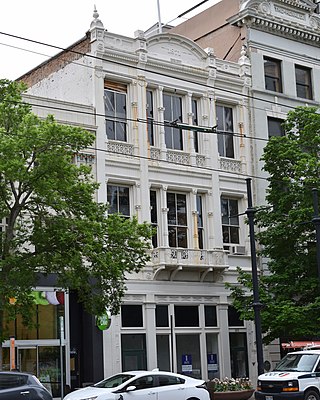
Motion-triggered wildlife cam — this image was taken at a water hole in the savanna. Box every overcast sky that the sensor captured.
[0,0,220,80]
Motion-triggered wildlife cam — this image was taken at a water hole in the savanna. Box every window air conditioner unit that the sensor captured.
[230,245,246,255]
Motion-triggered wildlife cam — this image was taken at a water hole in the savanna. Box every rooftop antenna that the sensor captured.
[157,0,163,33]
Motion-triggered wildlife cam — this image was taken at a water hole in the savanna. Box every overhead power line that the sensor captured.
[0,30,304,114]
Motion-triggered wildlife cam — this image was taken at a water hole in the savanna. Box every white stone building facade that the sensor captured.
[19,9,258,389]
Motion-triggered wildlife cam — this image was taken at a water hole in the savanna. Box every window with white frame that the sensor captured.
[163,93,183,150]
[107,185,130,217]
[216,105,234,158]
[150,190,158,248]
[146,90,155,146]
[295,65,312,100]
[104,81,127,142]
[264,57,282,93]
[167,192,188,248]
[221,197,239,245]
[196,194,204,249]
[267,117,285,138]
[192,98,199,153]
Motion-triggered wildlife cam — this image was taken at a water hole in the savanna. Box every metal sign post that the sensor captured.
[60,316,64,400]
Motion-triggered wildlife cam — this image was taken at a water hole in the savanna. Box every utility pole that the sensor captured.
[245,178,264,376]
[312,188,320,282]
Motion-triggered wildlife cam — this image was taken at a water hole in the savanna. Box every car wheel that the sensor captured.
[186,397,201,400]
[304,390,320,400]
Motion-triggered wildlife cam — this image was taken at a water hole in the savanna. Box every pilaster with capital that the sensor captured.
[191,188,199,249]
[157,86,167,158]
[160,185,169,247]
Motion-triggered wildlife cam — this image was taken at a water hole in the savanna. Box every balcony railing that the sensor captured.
[150,247,228,280]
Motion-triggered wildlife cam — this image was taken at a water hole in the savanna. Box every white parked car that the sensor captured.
[64,370,210,400]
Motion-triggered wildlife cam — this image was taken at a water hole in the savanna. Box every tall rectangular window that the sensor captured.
[167,192,188,248]
[163,94,183,150]
[264,57,282,92]
[146,90,155,146]
[192,99,199,153]
[295,65,312,100]
[150,190,158,248]
[104,81,127,141]
[107,185,130,217]
[267,117,285,138]
[196,194,204,249]
[221,197,239,244]
[216,105,234,158]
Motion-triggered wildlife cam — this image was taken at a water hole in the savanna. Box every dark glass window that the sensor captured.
[107,185,130,217]
[295,65,312,100]
[163,94,183,150]
[192,99,199,153]
[7,291,65,340]
[174,306,199,327]
[156,305,169,327]
[121,305,143,327]
[196,194,204,249]
[228,306,244,326]
[167,193,188,248]
[150,190,158,248]
[264,57,282,92]
[216,105,234,158]
[104,83,127,141]
[0,373,28,388]
[121,334,146,371]
[156,374,185,386]
[147,90,154,145]
[205,306,217,327]
[221,198,239,244]
[267,117,285,137]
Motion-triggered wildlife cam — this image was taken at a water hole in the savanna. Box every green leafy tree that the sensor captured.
[228,106,320,344]
[0,79,153,365]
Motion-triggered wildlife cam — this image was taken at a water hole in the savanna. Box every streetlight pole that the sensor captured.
[245,178,264,376]
[312,188,320,282]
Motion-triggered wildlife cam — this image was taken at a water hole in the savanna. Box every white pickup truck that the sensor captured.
[255,350,320,400]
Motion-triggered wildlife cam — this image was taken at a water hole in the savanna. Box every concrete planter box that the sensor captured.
[208,389,255,400]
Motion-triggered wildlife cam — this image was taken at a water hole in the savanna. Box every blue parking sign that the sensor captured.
[207,353,218,372]
[182,354,192,373]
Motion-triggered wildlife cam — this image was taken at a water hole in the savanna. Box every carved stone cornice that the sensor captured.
[229,0,320,44]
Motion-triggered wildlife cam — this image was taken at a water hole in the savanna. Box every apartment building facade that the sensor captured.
[10,8,259,390]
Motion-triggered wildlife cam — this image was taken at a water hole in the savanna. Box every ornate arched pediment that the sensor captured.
[146,33,209,68]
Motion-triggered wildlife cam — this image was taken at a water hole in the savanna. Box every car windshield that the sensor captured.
[274,353,319,372]
[94,374,135,388]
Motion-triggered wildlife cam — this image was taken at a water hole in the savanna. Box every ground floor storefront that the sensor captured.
[1,280,260,397]
[102,281,254,383]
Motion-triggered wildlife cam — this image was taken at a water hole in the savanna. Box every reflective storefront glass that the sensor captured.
[2,290,67,398]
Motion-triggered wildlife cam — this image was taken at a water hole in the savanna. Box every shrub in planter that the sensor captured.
[206,377,254,400]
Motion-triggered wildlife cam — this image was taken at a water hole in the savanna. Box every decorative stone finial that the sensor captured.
[90,5,104,30]
[93,5,99,19]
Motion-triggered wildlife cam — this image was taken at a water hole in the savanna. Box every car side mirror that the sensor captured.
[126,385,136,392]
